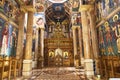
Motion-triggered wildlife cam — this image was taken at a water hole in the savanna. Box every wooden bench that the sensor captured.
[10,58,23,78]
[0,57,11,80]
[0,57,23,80]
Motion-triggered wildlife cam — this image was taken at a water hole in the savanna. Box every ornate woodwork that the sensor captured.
[44,38,73,67]
[0,57,22,80]
[99,56,120,79]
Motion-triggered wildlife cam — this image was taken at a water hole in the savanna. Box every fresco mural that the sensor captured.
[72,13,81,26]
[95,0,120,22]
[98,12,120,56]
[1,0,20,21]
[0,22,18,57]
[3,0,10,15]
[7,25,18,57]
[64,0,71,8]
[72,0,80,12]
[11,27,18,57]
[35,0,45,12]
[34,12,45,29]
[0,0,4,4]
[22,0,33,5]
[0,23,9,56]
[0,18,5,56]
[44,0,52,9]
[0,0,19,57]
[7,24,13,56]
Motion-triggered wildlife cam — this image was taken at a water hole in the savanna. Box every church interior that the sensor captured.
[0,0,120,80]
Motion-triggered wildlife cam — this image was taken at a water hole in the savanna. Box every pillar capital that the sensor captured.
[72,26,77,30]
[20,5,36,13]
[36,26,45,30]
[80,5,94,12]
[40,27,45,30]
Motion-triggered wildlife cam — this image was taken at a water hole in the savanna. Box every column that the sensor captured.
[22,11,33,78]
[80,5,94,79]
[16,12,25,77]
[88,9,99,74]
[72,26,77,67]
[16,11,25,59]
[78,27,84,66]
[32,29,39,69]
[40,28,45,67]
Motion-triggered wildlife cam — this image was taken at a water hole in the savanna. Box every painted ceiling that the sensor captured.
[48,0,68,3]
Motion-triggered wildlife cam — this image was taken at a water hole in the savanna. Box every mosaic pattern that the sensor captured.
[30,67,86,80]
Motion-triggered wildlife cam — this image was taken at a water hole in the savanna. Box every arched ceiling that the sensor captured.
[45,2,71,26]
[10,0,95,26]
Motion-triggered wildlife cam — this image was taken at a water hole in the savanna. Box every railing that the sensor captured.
[99,56,120,79]
[0,57,22,80]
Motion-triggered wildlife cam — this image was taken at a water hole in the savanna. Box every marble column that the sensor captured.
[78,27,84,66]
[22,11,33,78]
[72,26,78,67]
[40,28,45,67]
[88,9,99,74]
[80,5,94,79]
[16,11,25,76]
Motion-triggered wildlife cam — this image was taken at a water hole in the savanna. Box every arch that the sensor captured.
[55,48,63,56]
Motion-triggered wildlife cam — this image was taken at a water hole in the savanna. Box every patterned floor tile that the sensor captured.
[29,67,87,80]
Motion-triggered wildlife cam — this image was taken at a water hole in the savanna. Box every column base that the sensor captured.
[84,59,94,79]
[22,60,32,78]
[85,70,94,79]
[32,60,37,69]
[75,59,79,68]
[81,58,84,67]
[41,61,44,68]
[95,59,100,75]
[15,77,23,80]
[74,60,76,67]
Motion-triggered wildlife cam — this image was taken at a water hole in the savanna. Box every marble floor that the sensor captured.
[30,67,87,80]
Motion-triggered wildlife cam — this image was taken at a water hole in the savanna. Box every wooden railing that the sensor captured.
[0,57,11,80]
[99,56,120,79]
[0,57,22,80]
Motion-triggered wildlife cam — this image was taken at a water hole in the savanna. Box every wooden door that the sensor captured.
[55,54,63,67]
